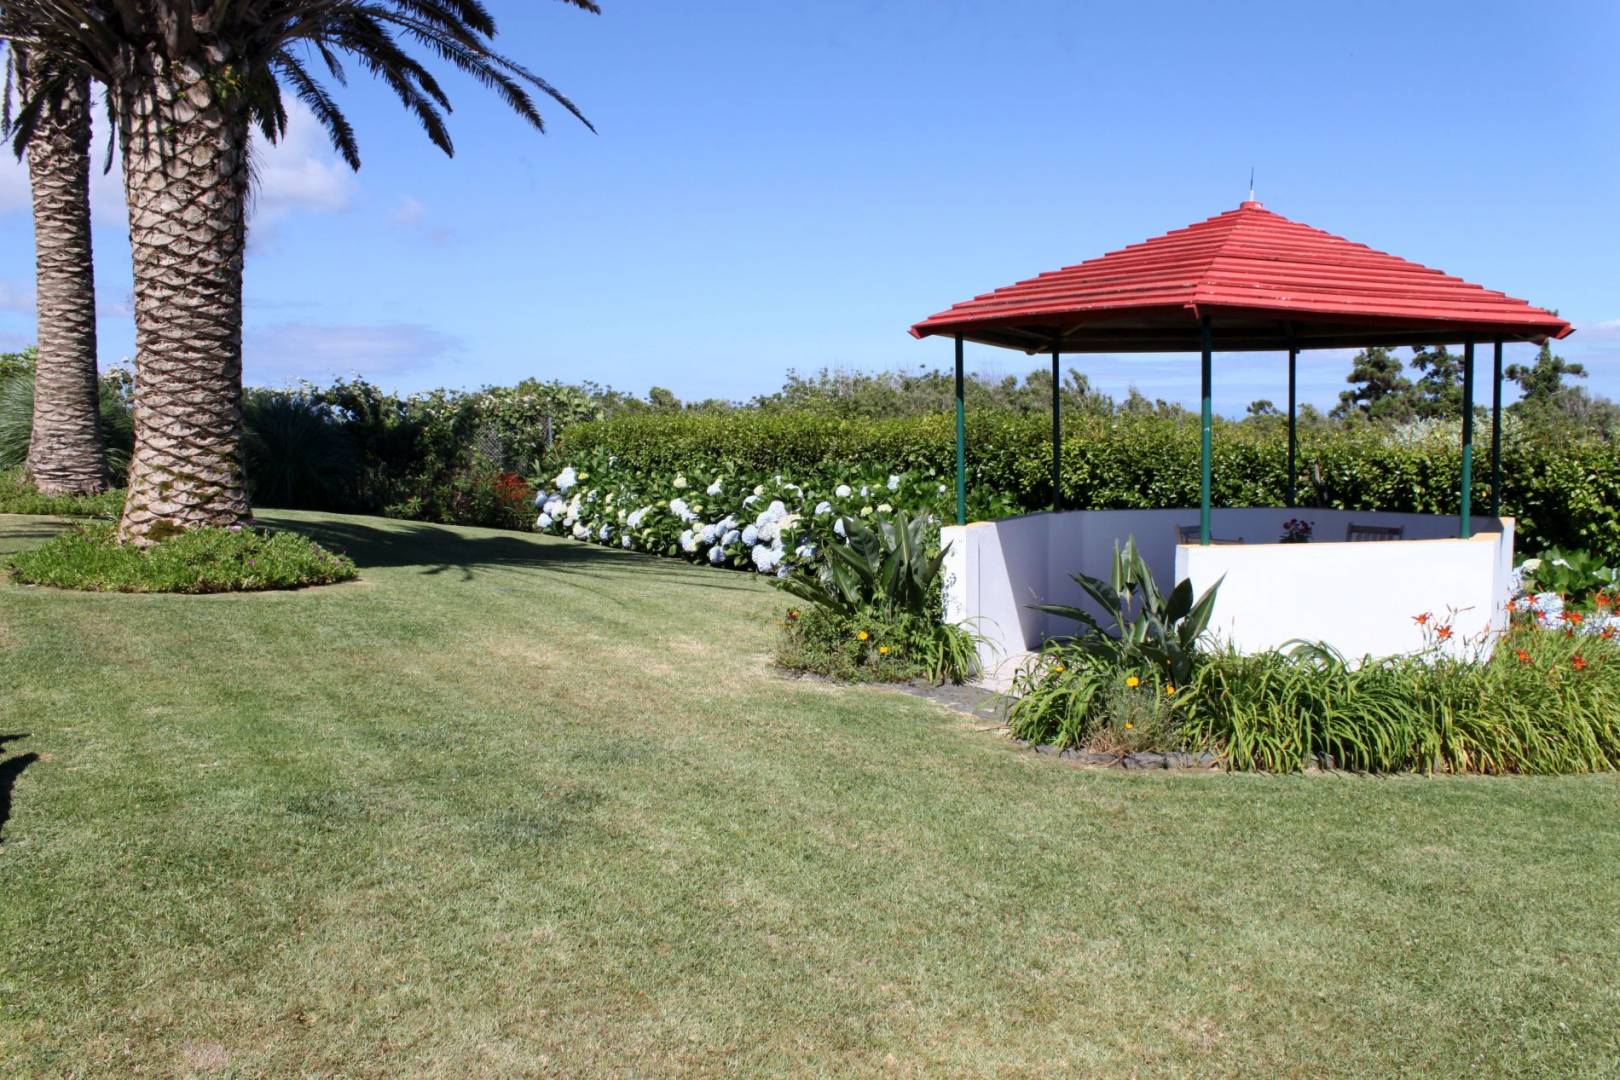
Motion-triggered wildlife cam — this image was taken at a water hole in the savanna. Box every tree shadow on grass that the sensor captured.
[0,741,39,842]
[278,515,760,592]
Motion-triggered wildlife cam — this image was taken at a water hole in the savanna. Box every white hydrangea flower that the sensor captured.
[835,484,852,498]
[742,524,760,546]
[752,544,782,572]
[722,529,741,546]
[815,500,833,516]
[795,543,817,560]
[1521,558,1543,572]
[673,475,688,490]
[765,500,787,520]
[877,503,892,514]
[708,545,725,565]
[938,483,947,494]
[599,524,613,541]
[743,494,760,507]
[626,507,649,529]
[860,484,870,497]
[553,466,577,491]
[706,479,723,496]
[716,515,737,533]
[887,474,902,491]
[571,523,589,540]
[543,497,565,517]
[699,523,720,545]
[758,522,779,543]
[679,529,698,553]
[537,513,553,529]
[833,518,847,538]
[622,535,633,549]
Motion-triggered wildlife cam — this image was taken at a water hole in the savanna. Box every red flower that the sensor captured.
[1563,611,1585,626]
[1573,655,1589,672]
[1597,593,1613,610]
[1515,648,1532,664]
[1436,625,1453,641]
[1413,613,1431,625]
[1602,627,1616,641]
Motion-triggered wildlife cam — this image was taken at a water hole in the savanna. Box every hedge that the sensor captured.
[553,412,1620,562]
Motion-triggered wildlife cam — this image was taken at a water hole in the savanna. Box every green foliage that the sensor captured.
[1178,630,1620,774]
[1029,536,1221,688]
[779,511,945,617]
[1011,625,1620,775]
[1518,547,1618,606]
[774,511,977,684]
[4,519,357,593]
[774,603,979,685]
[0,365,30,469]
[0,467,124,517]
[556,408,1620,562]
[242,389,359,509]
[752,366,1110,419]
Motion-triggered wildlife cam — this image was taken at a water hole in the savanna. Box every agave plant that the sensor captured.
[778,512,946,618]
[1031,536,1222,686]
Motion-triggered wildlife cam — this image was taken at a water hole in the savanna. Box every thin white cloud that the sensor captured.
[244,321,462,384]
[391,196,427,227]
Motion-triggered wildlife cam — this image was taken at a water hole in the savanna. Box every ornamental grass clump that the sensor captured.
[5,521,357,594]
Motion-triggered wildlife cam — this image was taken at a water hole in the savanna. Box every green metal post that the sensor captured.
[1460,338,1475,538]
[1051,345,1062,511]
[954,334,966,526]
[1491,338,1503,520]
[1200,317,1213,545]
[1286,346,1298,508]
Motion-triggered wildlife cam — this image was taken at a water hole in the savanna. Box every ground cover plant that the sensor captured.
[4,519,356,593]
[0,466,123,518]
[2,511,1617,1076]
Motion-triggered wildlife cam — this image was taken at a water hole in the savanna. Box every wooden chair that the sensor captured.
[1345,522,1404,542]
[1176,524,1243,545]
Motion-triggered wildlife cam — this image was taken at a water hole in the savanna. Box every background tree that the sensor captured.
[1507,343,1586,406]
[8,58,106,494]
[0,0,598,542]
[1409,344,1462,419]
[1332,346,1417,422]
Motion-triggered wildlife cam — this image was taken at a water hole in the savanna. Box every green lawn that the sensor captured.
[2,511,1617,1078]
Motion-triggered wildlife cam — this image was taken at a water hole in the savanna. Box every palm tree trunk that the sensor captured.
[24,72,107,495]
[115,54,251,544]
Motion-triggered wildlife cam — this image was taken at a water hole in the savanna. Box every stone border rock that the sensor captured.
[1021,741,1222,770]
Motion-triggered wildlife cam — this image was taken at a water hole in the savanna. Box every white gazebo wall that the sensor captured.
[940,508,1514,671]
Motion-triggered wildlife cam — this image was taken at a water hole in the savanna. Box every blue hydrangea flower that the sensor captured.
[553,466,578,491]
[887,474,901,491]
[742,524,760,546]
[723,529,741,546]
[709,545,726,565]
[707,479,723,496]
[814,501,833,516]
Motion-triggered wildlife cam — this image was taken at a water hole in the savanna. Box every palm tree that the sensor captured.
[1,0,597,542]
[12,57,107,495]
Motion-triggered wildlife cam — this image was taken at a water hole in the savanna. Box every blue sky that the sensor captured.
[0,0,1615,414]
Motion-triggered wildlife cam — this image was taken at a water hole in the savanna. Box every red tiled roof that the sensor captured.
[910,201,1573,353]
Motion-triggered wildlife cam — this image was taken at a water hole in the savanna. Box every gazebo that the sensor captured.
[910,200,1572,671]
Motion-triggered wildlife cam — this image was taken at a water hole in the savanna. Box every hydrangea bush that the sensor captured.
[531,449,955,578]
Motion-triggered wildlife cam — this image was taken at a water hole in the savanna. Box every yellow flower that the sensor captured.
[856,630,870,642]
[1124,721,1134,730]
[1165,685,1177,696]
[878,645,890,655]
[1053,663,1066,674]
[1125,676,1140,688]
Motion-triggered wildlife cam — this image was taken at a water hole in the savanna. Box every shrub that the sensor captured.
[774,512,979,684]
[554,410,1620,563]
[1516,547,1617,609]
[0,467,124,518]
[5,521,357,593]
[242,390,360,509]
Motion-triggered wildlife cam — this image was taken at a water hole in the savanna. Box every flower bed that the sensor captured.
[531,451,955,577]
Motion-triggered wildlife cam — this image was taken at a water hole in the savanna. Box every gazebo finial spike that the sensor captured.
[1248,166,1255,203]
